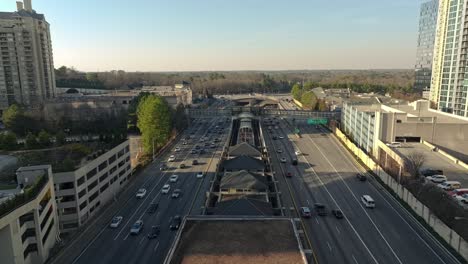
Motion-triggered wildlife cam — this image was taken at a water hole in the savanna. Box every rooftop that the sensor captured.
[167,217,305,264]
[228,142,261,157]
[213,197,273,215]
[223,156,265,171]
[220,170,267,190]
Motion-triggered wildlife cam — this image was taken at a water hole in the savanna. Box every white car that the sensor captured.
[276,148,283,153]
[454,194,468,205]
[161,184,171,194]
[174,147,181,152]
[279,136,284,139]
[280,157,287,163]
[169,175,179,183]
[110,216,123,228]
[136,188,147,198]
[426,175,447,183]
[196,172,204,179]
[295,150,301,156]
[386,142,402,148]
[168,155,176,162]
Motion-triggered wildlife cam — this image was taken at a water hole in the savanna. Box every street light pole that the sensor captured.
[152,138,155,161]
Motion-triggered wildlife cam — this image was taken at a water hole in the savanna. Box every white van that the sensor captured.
[437,181,462,191]
[361,195,375,208]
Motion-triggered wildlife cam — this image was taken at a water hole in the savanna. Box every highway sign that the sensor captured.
[307,118,327,125]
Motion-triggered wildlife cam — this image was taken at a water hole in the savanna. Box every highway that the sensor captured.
[264,117,460,264]
[52,115,231,264]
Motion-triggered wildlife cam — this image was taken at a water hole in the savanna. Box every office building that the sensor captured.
[415,0,438,91]
[53,141,131,233]
[0,0,56,111]
[0,165,59,264]
[430,0,468,117]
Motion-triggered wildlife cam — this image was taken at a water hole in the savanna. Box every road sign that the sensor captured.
[307,118,327,125]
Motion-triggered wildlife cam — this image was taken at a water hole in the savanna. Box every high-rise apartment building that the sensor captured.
[430,0,468,117]
[0,0,56,111]
[415,0,439,91]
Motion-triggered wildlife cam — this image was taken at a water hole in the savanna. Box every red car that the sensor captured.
[286,172,293,178]
[449,188,468,197]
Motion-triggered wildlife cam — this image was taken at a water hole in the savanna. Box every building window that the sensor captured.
[89,191,99,202]
[23,243,38,259]
[108,155,116,164]
[19,213,34,226]
[86,168,97,180]
[42,219,54,245]
[99,172,108,182]
[98,161,107,171]
[61,195,75,202]
[100,182,109,193]
[77,176,85,186]
[62,207,77,215]
[59,182,74,190]
[79,201,87,211]
[40,206,53,230]
[88,180,98,192]
[78,189,87,199]
[62,222,78,229]
[21,228,36,243]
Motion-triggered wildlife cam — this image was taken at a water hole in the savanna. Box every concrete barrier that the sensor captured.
[334,127,468,261]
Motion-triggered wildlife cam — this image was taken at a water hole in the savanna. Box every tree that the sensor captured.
[291,83,303,101]
[1,132,17,150]
[38,130,51,147]
[301,91,318,109]
[137,95,173,155]
[56,131,66,145]
[173,104,188,132]
[405,151,425,179]
[2,105,23,131]
[25,132,38,149]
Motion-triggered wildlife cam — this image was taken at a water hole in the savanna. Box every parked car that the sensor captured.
[136,188,147,199]
[300,207,311,218]
[161,184,170,194]
[169,175,179,183]
[314,203,327,216]
[192,160,199,165]
[196,172,204,179]
[168,155,176,162]
[356,173,367,181]
[110,216,123,228]
[449,188,468,197]
[174,147,181,152]
[420,168,444,177]
[386,142,402,148]
[437,181,461,191]
[295,150,301,156]
[179,163,186,169]
[147,225,160,239]
[454,194,468,205]
[130,220,144,235]
[147,203,158,214]
[170,215,182,230]
[190,149,197,154]
[426,175,447,183]
[331,209,344,219]
[160,163,168,171]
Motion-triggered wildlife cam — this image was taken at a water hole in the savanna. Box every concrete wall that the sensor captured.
[335,128,468,261]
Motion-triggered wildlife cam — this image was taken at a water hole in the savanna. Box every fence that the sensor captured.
[334,128,468,261]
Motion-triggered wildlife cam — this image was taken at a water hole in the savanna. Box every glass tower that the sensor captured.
[415,0,439,91]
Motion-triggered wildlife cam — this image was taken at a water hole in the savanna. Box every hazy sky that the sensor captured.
[1,0,427,71]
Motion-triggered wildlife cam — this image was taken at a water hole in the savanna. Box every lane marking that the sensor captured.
[327,241,332,252]
[315,218,319,225]
[139,237,145,245]
[352,255,359,264]
[153,242,160,252]
[335,225,340,235]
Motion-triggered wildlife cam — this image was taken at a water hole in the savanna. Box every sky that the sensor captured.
[1,0,428,72]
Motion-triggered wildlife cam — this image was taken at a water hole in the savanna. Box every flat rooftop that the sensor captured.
[167,217,305,264]
[394,143,468,187]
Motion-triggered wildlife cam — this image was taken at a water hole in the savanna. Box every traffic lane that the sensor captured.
[301,127,447,264]
[296,132,403,264]
[277,132,375,264]
[72,120,215,264]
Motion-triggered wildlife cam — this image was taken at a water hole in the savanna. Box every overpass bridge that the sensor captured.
[187,107,340,120]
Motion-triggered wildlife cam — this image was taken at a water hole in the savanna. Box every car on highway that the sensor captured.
[280,157,287,163]
[279,135,284,139]
[136,188,147,199]
[272,135,277,140]
[314,203,327,216]
[179,163,186,169]
[170,215,182,230]
[110,216,123,228]
[130,220,144,235]
[331,209,344,219]
[182,141,188,145]
[199,149,205,154]
[161,184,171,194]
[196,172,204,179]
[292,159,298,165]
[192,160,199,165]
[147,203,158,214]
[286,171,293,178]
[210,143,216,148]
[160,163,168,171]
[276,148,283,153]
[190,149,197,154]
[300,207,311,218]
[356,173,367,181]
[168,155,176,162]
[172,189,182,198]
[195,145,200,149]
[426,175,447,183]
[147,225,160,239]
[294,150,301,156]
[169,175,179,183]
[361,195,375,208]
[174,147,181,152]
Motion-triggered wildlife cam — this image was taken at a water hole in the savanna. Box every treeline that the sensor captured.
[291,82,327,110]
[55,66,416,96]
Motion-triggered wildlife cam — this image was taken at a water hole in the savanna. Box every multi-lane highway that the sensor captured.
[51,115,230,264]
[264,117,460,264]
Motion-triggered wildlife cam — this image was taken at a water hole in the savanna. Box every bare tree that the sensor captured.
[405,151,426,179]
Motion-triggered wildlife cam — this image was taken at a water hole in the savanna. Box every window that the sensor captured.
[86,168,97,180]
[110,166,117,174]
[98,161,107,171]
[23,243,38,259]
[40,206,53,230]
[100,182,109,193]
[61,195,75,202]
[79,201,87,211]
[88,180,98,192]
[99,172,108,182]
[21,228,36,243]
[396,120,402,123]
[119,169,126,177]
[125,146,129,153]
[108,155,116,164]
[19,213,34,226]
[117,149,125,158]
[59,182,74,190]
[42,219,54,244]
[89,191,99,202]
[77,176,85,186]
[62,207,77,215]
[118,160,125,168]
[62,222,78,229]
[78,189,87,199]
